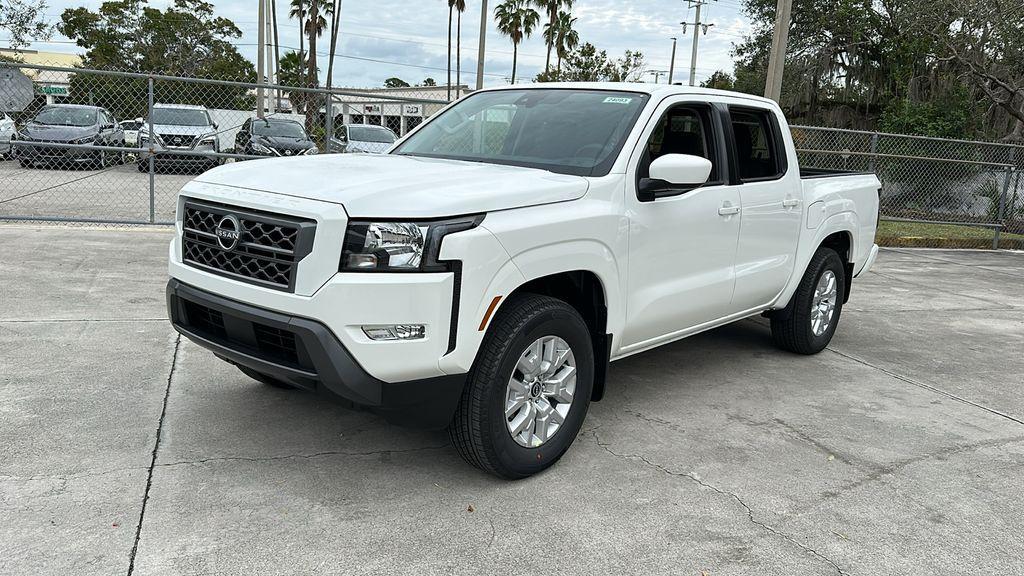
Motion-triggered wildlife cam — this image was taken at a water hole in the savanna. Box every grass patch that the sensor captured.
[877,220,1024,249]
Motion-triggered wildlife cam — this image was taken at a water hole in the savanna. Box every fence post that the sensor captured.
[147,76,155,224]
[994,166,1011,250]
[325,92,333,151]
[868,132,879,173]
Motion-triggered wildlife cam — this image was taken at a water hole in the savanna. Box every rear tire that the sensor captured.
[449,294,594,479]
[770,247,846,355]
[237,365,297,389]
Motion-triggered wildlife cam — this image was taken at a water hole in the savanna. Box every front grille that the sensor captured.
[254,324,299,364]
[183,300,226,338]
[181,298,302,368]
[181,200,316,292]
[161,133,197,147]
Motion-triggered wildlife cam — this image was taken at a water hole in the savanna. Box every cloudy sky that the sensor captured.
[4,0,754,89]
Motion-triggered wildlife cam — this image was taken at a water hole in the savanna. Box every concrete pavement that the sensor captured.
[2,225,1022,575]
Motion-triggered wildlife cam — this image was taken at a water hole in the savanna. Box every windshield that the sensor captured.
[393,89,650,176]
[253,120,307,139]
[151,108,211,127]
[349,126,396,143]
[33,107,97,127]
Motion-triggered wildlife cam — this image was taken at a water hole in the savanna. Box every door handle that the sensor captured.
[783,197,801,208]
[718,202,740,216]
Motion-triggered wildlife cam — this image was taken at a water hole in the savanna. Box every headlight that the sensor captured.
[303,146,319,155]
[71,136,96,145]
[251,141,273,155]
[198,135,218,148]
[340,216,483,272]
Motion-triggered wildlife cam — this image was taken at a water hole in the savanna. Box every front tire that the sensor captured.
[450,294,594,479]
[770,247,846,355]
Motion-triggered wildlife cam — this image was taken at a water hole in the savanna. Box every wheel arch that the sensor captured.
[505,270,611,402]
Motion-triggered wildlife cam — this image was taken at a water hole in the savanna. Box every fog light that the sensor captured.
[362,325,426,341]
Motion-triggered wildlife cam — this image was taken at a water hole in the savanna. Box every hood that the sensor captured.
[258,135,315,153]
[21,123,98,142]
[347,140,392,154]
[192,153,589,218]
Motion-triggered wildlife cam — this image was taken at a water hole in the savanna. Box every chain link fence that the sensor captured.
[792,126,1023,249]
[0,62,448,225]
[2,62,1022,249]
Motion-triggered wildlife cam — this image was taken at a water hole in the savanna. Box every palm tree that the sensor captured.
[552,11,578,74]
[495,0,540,84]
[445,0,465,100]
[289,0,306,66]
[533,0,571,74]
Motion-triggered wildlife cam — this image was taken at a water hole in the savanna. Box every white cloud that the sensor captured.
[3,0,753,88]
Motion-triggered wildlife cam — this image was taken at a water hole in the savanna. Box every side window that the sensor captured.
[639,105,719,183]
[729,108,784,181]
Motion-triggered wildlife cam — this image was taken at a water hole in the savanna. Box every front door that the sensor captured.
[622,98,742,351]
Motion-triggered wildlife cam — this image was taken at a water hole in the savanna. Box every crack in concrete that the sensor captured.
[126,333,180,576]
[824,435,1024,498]
[587,426,847,576]
[155,444,450,468]
[826,347,1024,427]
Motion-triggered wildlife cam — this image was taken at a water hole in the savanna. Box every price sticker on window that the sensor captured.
[603,97,634,105]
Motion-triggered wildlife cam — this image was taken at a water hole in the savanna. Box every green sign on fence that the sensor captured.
[38,85,69,96]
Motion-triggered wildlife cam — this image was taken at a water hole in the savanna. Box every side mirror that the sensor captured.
[639,154,713,202]
[211,122,219,130]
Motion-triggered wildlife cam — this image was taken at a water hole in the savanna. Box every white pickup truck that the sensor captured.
[167,83,880,478]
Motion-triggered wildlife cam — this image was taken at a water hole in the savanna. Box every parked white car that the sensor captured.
[328,123,398,154]
[0,113,14,157]
[138,104,220,172]
[167,83,880,478]
[120,118,143,147]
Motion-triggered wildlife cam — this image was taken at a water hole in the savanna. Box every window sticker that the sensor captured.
[603,97,633,105]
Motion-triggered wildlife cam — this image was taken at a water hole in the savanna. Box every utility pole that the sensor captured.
[681,1,715,87]
[476,0,488,91]
[668,37,678,85]
[264,0,275,113]
[764,0,793,102]
[256,0,266,118]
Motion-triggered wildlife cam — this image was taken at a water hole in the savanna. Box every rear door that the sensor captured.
[725,105,803,309]
[622,96,742,350]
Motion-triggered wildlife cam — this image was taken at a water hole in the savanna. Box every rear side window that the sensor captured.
[729,108,784,181]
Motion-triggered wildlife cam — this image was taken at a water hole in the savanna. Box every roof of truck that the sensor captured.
[484,82,778,106]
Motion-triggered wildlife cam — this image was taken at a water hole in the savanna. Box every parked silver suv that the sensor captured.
[137,103,220,172]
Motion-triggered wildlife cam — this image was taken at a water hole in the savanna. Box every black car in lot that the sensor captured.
[14,104,125,169]
[234,118,318,159]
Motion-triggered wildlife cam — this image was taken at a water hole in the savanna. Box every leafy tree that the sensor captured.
[385,77,410,88]
[542,43,645,83]
[58,0,255,119]
[421,77,438,86]
[0,0,53,49]
[731,0,1024,140]
[701,70,735,90]
[495,0,540,83]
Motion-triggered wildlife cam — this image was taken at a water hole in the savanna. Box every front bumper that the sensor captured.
[167,279,467,429]
[14,141,95,162]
